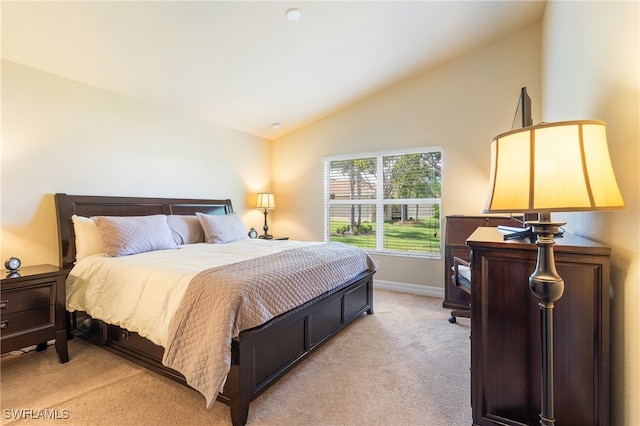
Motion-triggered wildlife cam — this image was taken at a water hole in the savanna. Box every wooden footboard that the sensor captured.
[71,269,374,425]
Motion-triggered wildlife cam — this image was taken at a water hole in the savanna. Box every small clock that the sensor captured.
[5,256,21,272]
[248,227,258,239]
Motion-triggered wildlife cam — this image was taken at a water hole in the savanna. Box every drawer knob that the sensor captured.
[0,300,7,309]
[0,320,7,329]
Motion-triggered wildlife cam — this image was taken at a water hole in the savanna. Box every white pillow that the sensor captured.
[93,215,177,257]
[72,215,106,261]
[167,215,205,245]
[196,212,249,244]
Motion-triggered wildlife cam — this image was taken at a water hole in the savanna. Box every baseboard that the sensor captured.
[373,279,444,299]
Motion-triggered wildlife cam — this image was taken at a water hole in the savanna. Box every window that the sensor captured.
[324,148,442,257]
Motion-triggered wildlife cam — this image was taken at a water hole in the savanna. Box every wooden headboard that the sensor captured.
[54,193,234,269]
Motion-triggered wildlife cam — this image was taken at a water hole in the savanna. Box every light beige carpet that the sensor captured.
[0,289,471,426]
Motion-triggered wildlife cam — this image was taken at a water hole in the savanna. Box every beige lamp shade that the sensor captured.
[256,193,275,209]
[483,120,625,214]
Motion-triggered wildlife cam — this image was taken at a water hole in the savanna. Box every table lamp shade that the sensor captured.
[256,193,275,209]
[483,120,625,214]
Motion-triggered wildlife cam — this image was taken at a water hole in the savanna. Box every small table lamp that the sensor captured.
[482,120,625,425]
[256,192,275,239]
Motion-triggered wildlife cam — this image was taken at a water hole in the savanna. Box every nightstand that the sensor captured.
[1,264,69,363]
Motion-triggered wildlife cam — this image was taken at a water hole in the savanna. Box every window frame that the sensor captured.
[323,146,442,258]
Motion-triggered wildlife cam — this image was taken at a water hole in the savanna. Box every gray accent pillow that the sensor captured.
[196,212,249,244]
[167,215,205,245]
[93,215,177,257]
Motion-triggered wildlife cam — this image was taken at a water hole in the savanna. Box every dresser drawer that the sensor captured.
[1,306,54,336]
[1,284,54,315]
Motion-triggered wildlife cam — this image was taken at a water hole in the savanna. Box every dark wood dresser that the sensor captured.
[1,265,69,363]
[467,227,609,426]
[444,215,523,322]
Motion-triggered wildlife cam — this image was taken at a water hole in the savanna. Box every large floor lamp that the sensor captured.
[482,120,625,425]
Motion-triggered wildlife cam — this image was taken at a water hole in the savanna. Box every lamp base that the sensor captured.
[261,208,272,240]
[528,221,566,426]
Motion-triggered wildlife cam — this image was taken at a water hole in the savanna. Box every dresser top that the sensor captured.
[466,226,611,255]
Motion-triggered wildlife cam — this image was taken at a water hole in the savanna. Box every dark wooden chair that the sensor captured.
[448,256,471,323]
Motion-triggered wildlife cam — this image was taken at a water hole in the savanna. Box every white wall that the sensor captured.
[1,60,271,267]
[542,2,639,424]
[272,23,542,289]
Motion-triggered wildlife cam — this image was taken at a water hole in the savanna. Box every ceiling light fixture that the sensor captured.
[271,123,281,130]
[285,8,301,22]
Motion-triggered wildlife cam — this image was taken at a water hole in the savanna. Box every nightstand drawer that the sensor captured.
[1,307,54,336]
[1,284,54,315]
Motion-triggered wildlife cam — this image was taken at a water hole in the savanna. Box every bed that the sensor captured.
[54,193,375,426]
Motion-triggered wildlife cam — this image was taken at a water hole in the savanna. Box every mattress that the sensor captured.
[67,238,375,406]
[66,239,318,346]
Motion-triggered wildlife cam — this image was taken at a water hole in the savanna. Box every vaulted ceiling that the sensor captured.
[2,1,546,139]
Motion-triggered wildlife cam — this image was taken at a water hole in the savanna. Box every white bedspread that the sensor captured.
[66,239,317,347]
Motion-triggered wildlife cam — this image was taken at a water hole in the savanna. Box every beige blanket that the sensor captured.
[162,242,375,408]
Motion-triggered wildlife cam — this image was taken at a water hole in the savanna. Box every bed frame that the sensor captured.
[54,193,374,426]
